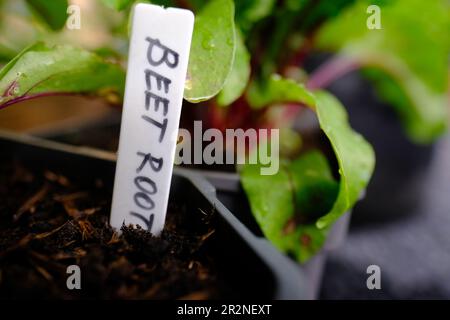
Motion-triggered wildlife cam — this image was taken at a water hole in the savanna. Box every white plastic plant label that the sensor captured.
[110,4,194,234]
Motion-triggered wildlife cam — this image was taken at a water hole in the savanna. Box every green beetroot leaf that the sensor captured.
[241,151,339,262]
[247,74,316,109]
[315,0,450,143]
[0,42,125,109]
[217,28,250,106]
[289,151,339,219]
[184,0,236,102]
[313,90,374,228]
[0,43,15,62]
[241,75,375,261]
[25,0,68,30]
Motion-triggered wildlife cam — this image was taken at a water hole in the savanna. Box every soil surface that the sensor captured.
[0,156,229,299]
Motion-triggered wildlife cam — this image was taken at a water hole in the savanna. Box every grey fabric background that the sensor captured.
[321,129,450,299]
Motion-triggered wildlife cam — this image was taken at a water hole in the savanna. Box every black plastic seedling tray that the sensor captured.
[0,131,312,299]
[190,170,351,299]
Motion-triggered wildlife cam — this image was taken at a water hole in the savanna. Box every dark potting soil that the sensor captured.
[0,156,231,299]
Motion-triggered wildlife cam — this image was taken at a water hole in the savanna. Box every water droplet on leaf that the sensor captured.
[202,35,215,50]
